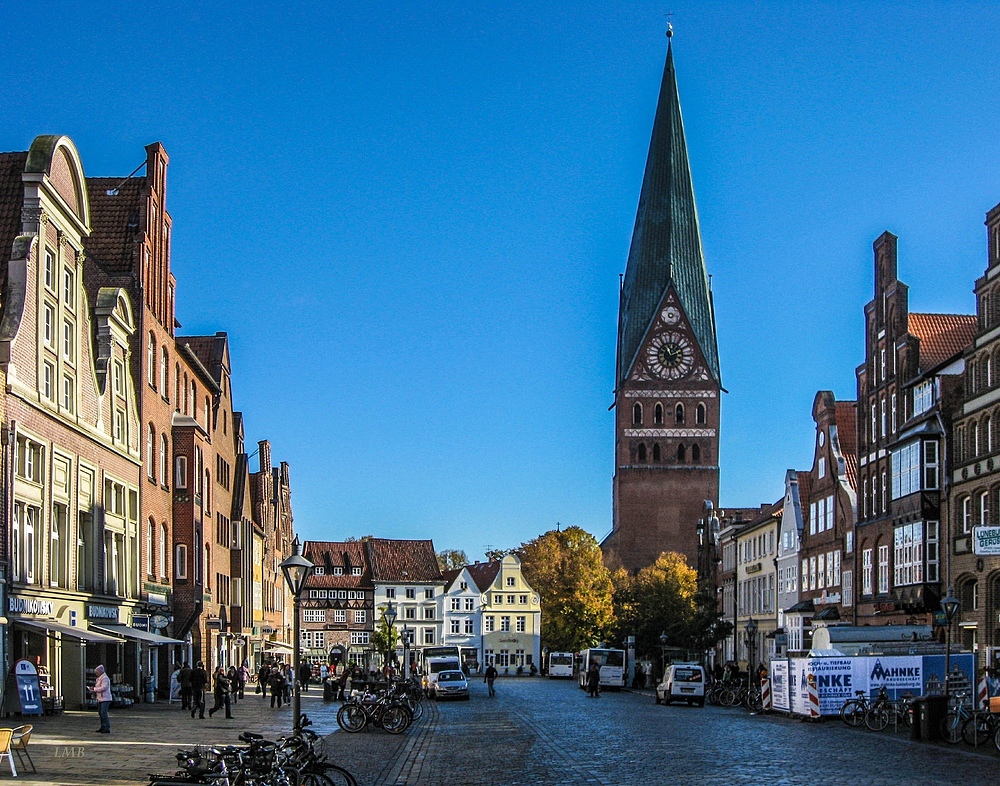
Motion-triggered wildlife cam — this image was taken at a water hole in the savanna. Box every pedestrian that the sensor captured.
[299,661,312,693]
[179,661,193,709]
[269,665,286,708]
[484,662,498,697]
[190,661,208,719]
[283,664,293,703]
[338,667,351,700]
[88,664,112,733]
[320,663,329,682]
[586,662,601,698]
[238,661,250,700]
[258,663,271,698]
[209,666,234,719]
[227,666,239,705]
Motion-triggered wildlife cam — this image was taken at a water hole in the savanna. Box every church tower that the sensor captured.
[602,34,722,572]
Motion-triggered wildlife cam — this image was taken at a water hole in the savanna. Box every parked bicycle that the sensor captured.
[941,691,976,744]
[840,691,874,727]
[337,681,413,734]
[864,687,914,731]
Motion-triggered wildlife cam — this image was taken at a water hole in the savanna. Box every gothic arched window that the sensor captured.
[675,403,685,424]
[654,403,663,425]
[633,403,643,426]
[696,403,706,425]
[652,443,661,462]
[677,444,686,463]
[692,444,701,463]
[637,443,647,463]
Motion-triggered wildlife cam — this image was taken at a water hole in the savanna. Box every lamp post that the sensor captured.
[941,589,961,700]
[745,618,758,681]
[383,601,398,673]
[279,537,313,734]
[402,623,411,676]
[659,631,669,682]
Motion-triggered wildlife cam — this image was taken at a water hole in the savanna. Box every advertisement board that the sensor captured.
[770,659,790,711]
[974,526,1000,555]
[776,654,975,715]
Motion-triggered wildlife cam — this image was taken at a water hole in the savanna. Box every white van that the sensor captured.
[655,663,706,707]
[422,657,463,698]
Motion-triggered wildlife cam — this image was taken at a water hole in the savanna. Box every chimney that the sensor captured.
[258,440,271,474]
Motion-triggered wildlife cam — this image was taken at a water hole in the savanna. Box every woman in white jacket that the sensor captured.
[88,664,112,733]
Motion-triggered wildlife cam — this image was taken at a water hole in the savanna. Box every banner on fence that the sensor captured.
[770,653,975,716]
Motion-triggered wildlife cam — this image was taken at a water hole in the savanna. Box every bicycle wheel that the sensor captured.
[336,704,367,733]
[962,713,992,746]
[408,698,424,721]
[865,707,889,732]
[381,704,411,734]
[940,711,964,744]
[840,700,866,728]
[719,688,737,707]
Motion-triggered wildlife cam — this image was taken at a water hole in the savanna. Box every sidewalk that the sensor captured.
[3,687,342,786]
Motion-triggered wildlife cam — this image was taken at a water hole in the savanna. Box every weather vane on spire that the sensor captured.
[666,11,674,38]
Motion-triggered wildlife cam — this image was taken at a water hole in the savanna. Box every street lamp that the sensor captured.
[745,618,758,680]
[941,589,961,699]
[280,537,313,733]
[383,601,398,672]
[659,631,669,681]
[402,624,411,676]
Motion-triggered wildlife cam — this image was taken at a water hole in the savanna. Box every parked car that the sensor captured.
[422,657,463,697]
[432,670,470,700]
[655,664,705,707]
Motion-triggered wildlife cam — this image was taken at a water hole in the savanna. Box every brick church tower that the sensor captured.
[602,35,722,572]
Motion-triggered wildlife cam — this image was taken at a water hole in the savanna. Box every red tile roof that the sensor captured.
[834,400,859,491]
[465,561,501,593]
[365,538,442,583]
[908,313,977,371]
[303,540,372,589]
[84,176,145,272]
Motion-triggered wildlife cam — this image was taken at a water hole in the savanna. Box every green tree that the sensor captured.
[518,526,614,653]
[436,549,469,571]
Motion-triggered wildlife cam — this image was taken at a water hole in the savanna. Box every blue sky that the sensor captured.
[4,2,1000,561]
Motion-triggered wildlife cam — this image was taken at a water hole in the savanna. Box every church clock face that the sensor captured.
[646,332,695,380]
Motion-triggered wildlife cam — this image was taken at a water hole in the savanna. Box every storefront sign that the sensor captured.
[87,605,119,622]
[746,562,763,574]
[132,615,150,632]
[973,526,1000,555]
[8,596,54,616]
[6,660,43,716]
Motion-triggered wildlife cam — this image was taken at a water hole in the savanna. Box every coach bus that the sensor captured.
[577,647,626,690]
[546,651,574,678]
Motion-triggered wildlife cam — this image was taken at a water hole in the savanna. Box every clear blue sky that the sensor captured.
[4,2,1000,561]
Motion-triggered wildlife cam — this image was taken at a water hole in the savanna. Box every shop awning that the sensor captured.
[15,618,125,643]
[263,641,294,652]
[92,624,185,645]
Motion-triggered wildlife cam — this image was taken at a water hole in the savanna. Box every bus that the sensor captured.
[578,648,626,690]
[547,652,574,678]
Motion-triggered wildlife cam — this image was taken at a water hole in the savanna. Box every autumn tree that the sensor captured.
[612,551,699,660]
[518,526,614,653]
[436,549,469,572]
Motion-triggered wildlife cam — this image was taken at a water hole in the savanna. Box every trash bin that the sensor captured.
[143,675,155,704]
[323,678,335,702]
[911,695,949,741]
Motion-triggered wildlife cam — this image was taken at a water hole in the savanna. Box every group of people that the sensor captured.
[173,660,252,719]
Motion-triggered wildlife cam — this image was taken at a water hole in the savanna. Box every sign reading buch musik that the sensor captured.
[973,526,1000,555]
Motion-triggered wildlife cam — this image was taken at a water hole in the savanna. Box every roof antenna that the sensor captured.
[105,159,147,196]
[666,12,674,39]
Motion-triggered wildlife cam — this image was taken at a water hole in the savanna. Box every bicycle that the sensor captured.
[337,687,412,734]
[941,691,975,744]
[864,688,914,731]
[840,691,874,728]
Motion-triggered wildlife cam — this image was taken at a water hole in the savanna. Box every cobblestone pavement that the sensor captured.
[6,678,998,785]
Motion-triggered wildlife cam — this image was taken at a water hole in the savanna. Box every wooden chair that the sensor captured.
[0,728,17,777]
[10,725,34,773]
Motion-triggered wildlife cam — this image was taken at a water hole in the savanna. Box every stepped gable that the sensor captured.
[908,313,977,370]
[84,176,144,272]
[465,561,501,593]
[365,538,442,583]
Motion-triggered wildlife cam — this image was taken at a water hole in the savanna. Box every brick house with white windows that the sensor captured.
[0,136,144,709]
[793,393,858,647]
[949,201,1000,671]
[301,540,373,670]
[855,232,976,629]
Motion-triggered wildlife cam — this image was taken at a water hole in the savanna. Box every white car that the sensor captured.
[655,664,705,707]
[433,670,470,700]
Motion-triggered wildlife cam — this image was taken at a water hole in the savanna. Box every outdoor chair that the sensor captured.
[0,728,17,777]
[10,725,34,773]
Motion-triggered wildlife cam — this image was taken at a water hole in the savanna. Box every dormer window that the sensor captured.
[333,566,344,576]
[352,567,362,576]
[314,566,325,576]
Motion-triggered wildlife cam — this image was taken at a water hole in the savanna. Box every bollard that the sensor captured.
[978,675,989,711]
[806,673,821,721]
[761,678,772,712]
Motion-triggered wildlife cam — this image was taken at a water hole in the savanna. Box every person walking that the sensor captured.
[258,663,271,698]
[88,664,112,733]
[179,661,193,709]
[484,662,498,697]
[299,661,313,693]
[269,665,286,708]
[586,662,601,698]
[283,663,293,704]
[227,666,239,706]
[238,661,250,700]
[190,661,208,719]
[209,667,233,719]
